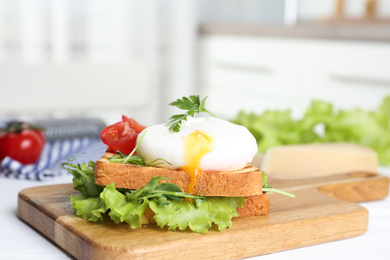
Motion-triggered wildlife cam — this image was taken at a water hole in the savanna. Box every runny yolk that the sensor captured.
[179,130,214,199]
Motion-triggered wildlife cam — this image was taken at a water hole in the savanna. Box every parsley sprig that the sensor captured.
[262,171,295,198]
[166,95,216,132]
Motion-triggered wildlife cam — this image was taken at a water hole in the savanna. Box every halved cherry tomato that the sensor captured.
[100,116,146,154]
[0,122,46,164]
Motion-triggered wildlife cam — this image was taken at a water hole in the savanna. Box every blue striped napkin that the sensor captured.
[0,137,107,181]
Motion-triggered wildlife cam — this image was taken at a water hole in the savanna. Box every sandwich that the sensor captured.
[62,96,293,233]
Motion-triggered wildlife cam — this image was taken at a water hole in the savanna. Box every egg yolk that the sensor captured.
[179,130,214,196]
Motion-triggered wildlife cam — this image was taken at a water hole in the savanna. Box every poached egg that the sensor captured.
[136,117,258,193]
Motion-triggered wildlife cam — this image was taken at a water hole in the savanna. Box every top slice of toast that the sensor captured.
[94,152,263,197]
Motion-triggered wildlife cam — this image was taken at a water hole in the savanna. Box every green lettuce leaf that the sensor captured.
[376,96,390,129]
[63,162,251,233]
[149,197,246,234]
[100,183,149,229]
[232,109,322,153]
[69,193,107,222]
[232,96,390,165]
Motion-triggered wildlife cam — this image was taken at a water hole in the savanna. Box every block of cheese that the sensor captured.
[260,143,378,179]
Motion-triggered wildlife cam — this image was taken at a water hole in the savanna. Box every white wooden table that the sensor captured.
[0,169,389,260]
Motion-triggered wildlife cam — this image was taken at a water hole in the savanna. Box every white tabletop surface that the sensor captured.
[0,169,389,260]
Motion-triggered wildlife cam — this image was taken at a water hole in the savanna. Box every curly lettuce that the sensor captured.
[69,194,107,222]
[232,96,390,165]
[150,197,244,233]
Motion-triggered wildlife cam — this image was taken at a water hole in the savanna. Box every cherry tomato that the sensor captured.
[0,124,46,164]
[100,116,146,154]
[0,133,4,159]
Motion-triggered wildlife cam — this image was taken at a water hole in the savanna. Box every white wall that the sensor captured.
[1,0,390,125]
[199,35,390,120]
[0,0,198,125]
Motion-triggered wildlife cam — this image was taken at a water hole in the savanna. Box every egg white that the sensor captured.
[136,117,258,171]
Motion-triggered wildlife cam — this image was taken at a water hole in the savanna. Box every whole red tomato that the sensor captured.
[101,116,146,154]
[0,122,46,164]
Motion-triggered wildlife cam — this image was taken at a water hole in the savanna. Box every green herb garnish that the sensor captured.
[109,152,171,167]
[60,161,103,197]
[262,171,295,198]
[124,176,205,206]
[166,95,216,132]
[107,131,172,167]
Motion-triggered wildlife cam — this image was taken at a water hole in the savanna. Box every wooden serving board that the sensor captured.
[17,172,389,260]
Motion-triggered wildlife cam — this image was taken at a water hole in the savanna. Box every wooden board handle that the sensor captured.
[269,172,389,203]
[318,172,389,202]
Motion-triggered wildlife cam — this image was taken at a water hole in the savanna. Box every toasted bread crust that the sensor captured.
[95,152,263,197]
[236,193,270,218]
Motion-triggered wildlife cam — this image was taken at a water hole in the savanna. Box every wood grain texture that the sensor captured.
[17,172,389,260]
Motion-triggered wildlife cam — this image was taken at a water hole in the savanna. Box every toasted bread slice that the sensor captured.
[236,193,270,218]
[95,152,263,197]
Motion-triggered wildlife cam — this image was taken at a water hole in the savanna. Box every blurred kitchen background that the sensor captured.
[0,0,390,125]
